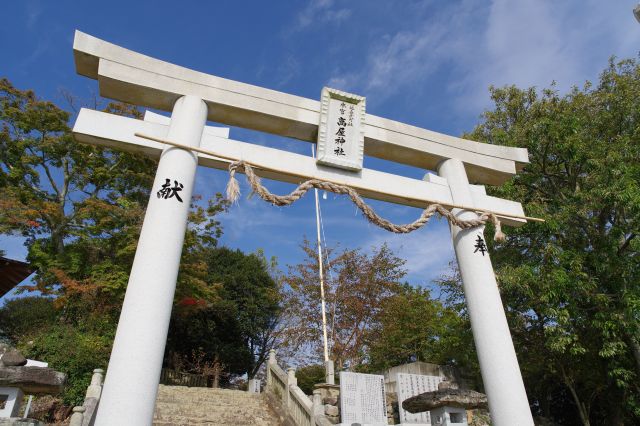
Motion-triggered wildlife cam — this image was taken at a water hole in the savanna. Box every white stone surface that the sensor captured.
[143,110,229,138]
[94,96,207,426]
[437,159,534,426]
[24,360,47,368]
[0,387,23,418]
[396,373,443,425]
[430,406,468,426]
[316,87,365,171]
[72,108,527,227]
[339,372,387,426]
[72,30,529,185]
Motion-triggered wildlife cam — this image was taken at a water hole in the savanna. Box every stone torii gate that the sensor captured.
[71,31,537,426]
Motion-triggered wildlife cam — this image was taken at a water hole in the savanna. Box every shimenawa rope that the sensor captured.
[225,160,507,242]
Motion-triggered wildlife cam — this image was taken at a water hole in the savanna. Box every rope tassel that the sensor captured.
[225,160,508,242]
[225,165,241,204]
[492,215,507,243]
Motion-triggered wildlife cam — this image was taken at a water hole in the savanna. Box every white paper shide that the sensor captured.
[316,87,365,171]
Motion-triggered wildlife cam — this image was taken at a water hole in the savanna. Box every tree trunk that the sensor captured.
[565,379,590,426]
[629,336,640,377]
[540,388,551,418]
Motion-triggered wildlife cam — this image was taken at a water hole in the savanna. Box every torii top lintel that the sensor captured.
[73,30,528,186]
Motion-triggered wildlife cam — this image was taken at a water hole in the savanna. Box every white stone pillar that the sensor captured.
[436,159,533,426]
[325,360,335,385]
[95,96,207,426]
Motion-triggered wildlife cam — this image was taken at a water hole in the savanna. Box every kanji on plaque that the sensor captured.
[316,87,366,171]
[157,178,184,202]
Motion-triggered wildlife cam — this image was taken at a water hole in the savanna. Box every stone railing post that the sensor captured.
[286,367,296,407]
[69,406,85,426]
[85,369,104,399]
[313,389,324,416]
[287,367,297,386]
[267,349,276,388]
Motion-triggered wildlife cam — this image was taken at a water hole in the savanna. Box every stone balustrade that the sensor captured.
[265,349,325,426]
[69,368,104,426]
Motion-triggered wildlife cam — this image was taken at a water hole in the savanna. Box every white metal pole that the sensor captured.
[312,145,334,383]
[315,184,330,363]
[95,95,207,426]
[437,159,533,426]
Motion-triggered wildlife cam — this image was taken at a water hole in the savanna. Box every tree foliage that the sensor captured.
[295,364,326,395]
[462,58,640,424]
[165,247,281,381]
[0,78,231,404]
[367,284,475,376]
[0,296,56,343]
[281,240,406,369]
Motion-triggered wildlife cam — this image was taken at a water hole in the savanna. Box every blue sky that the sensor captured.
[2,0,640,296]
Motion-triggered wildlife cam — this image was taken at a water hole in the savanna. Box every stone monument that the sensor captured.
[396,373,443,425]
[339,372,387,425]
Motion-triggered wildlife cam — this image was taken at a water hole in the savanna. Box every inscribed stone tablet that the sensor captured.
[248,378,260,393]
[316,87,365,171]
[339,371,387,425]
[396,373,443,425]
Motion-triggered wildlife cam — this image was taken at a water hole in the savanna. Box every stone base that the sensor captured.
[313,383,340,400]
[0,419,44,426]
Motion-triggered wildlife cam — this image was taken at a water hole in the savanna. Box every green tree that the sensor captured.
[462,58,640,424]
[21,324,114,405]
[0,297,56,343]
[0,78,154,308]
[165,247,281,381]
[295,364,325,395]
[367,284,476,379]
[0,78,229,404]
[281,240,406,369]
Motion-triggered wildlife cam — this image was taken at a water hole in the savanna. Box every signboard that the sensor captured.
[339,371,387,425]
[248,378,261,394]
[396,373,443,425]
[316,87,366,171]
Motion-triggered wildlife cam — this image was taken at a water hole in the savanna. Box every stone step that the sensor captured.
[153,385,280,426]
[157,390,263,398]
[154,409,278,419]
[153,417,278,426]
[156,395,262,406]
[153,413,279,425]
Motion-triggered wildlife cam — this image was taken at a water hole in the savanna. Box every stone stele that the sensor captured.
[0,367,66,395]
[402,388,489,413]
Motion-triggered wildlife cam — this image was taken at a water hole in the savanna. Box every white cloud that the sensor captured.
[26,0,43,31]
[452,0,640,112]
[328,0,640,111]
[361,218,455,285]
[289,0,352,34]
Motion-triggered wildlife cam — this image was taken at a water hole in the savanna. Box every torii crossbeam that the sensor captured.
[72,31,535,426]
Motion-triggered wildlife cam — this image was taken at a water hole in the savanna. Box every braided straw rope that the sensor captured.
[226,160,506,242]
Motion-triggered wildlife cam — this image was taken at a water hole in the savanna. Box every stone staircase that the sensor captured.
[153,384,282,425]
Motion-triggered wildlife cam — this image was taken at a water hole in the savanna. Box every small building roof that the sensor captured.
[0,257,34,297]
